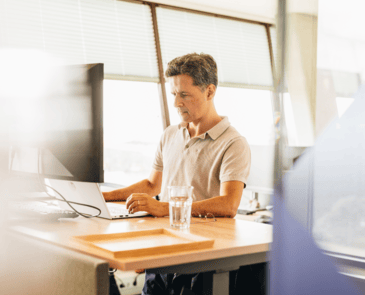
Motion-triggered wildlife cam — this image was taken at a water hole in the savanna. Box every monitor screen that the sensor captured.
[8,63,104,184]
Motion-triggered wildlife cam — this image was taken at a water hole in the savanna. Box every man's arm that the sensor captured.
[191,181,244,218]
[102,169,162,201]
[125,180,244,218]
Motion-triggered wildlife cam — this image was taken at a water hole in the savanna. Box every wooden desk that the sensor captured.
[12,214,272,295]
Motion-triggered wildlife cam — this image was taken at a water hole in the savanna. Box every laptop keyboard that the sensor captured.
[107,203,130,215]
[106,203,149,218]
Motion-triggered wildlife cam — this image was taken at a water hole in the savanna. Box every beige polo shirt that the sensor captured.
[153,117,251,202]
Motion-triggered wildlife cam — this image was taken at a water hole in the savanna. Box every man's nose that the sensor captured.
[174,96,183,108]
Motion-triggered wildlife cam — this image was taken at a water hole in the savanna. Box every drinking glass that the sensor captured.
[168,186,193,229]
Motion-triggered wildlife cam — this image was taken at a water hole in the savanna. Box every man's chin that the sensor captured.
[179,114,191,123]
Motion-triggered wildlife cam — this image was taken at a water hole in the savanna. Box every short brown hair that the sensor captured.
[165,53,218,91]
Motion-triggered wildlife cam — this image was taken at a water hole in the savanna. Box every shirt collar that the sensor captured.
[179,122,188,129]
[206,116,230,140]
[178,116,230,140]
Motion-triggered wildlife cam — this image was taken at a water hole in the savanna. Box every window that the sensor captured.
[214,88,275,145]
[103,80,162,186]
[0,0,159,80]
[157,7,273,89]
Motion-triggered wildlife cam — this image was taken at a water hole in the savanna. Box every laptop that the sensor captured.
[48,179,150,219]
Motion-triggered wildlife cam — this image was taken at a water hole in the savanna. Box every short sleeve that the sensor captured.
[152,133,164,172]
[219,137,251,185]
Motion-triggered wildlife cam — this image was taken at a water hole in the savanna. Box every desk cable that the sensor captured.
[42,183,102,218]
[34,149,102,218]
[133,272,143,286]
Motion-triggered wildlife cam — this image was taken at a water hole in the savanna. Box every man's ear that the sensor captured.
[206,84,216,101]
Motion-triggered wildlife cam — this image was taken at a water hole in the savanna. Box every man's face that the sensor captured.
[169,74,208,124]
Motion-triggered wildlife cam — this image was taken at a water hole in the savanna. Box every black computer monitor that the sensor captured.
[8,63,104,186]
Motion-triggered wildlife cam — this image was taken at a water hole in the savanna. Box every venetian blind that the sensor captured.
[0,0,159,81]
[156,7,274,89]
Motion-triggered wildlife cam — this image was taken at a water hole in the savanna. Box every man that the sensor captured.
[103,53,251,294]
[103,53,250,216]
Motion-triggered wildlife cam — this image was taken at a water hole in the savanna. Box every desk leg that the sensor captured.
[199,269,234,295]
[212,270,229,295]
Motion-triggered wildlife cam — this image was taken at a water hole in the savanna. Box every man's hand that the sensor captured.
[126,193,168,217]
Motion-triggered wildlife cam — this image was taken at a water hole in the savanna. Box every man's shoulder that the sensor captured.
[220,125,247,143]
[160,124,181,143]
[217,126,250,155]
[210,117,245,143]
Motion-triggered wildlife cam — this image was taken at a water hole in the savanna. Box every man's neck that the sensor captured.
[187,113,222,138]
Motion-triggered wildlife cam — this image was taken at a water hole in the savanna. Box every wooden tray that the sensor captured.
[72,228,214,258]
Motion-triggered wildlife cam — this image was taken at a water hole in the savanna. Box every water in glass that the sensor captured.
[169,196,192,229]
